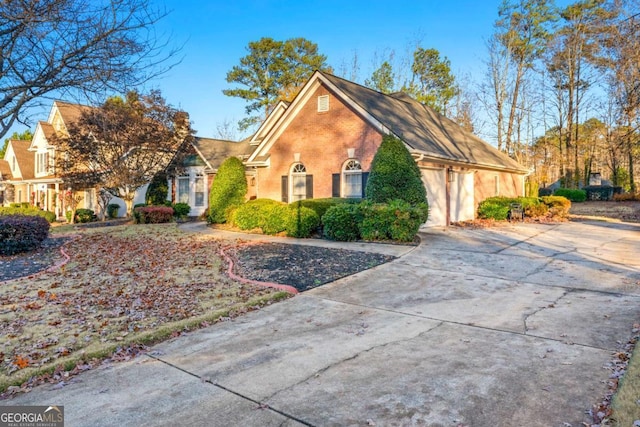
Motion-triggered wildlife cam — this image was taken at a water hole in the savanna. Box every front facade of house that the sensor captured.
[0,101,147,218]
[246,71,528,226]
[2,73,527,225]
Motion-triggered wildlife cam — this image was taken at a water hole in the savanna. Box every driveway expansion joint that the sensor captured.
[146,353,316,427]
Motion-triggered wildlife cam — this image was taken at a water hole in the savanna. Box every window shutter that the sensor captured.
[332,173,341,198]
[306,175,313,199]
[361,172,369,198]
[281,176,288,202]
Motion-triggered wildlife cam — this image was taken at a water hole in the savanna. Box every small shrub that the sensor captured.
[285,205,320,238]
[172,202,191,219]
[231,199,288,235]
[293,198,359,222]
[74,208,97,223]
[477,197,512,220]
[322,203,362,241]
[134,206,174,224]
[0,207,56,223]
[359,200,424,242]
[0,215,50,255]
[541,196,571,218]
[554,188,586,202]
[107,203,120,219]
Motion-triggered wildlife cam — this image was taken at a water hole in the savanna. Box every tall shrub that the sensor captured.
[208,157,248,223]
[145,172,169,205]
[365,135,427,206]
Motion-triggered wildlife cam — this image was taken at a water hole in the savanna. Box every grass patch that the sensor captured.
[0,224,289,393]
[611,340,640,426]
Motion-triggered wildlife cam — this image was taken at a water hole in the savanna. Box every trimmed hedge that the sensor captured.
[292,198,359,223]
[134,206,174,224]
[360,200,426,242]
[553,188,586,202]
[477,196,570,220]
[285,205,320,238]
[322,199,427,242]
[0,215,50,255]
[323,203,362,241]
[0,207,56,223]
[231,199,288,234]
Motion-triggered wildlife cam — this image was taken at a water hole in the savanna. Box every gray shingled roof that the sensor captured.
[193,137,255,170]
[321,72,527,173]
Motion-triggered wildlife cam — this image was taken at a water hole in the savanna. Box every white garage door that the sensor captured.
[450,171,475,223]
[420,168,446,227]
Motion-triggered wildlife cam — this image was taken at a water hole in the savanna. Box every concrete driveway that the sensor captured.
[6,220,640,426]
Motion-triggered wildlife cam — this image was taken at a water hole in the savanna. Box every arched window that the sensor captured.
[290,163,307,201]
[342,159,362,198]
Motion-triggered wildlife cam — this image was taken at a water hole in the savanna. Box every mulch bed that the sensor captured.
[0,236,72,282]
[230,242,396,292]
[1,236,396,293]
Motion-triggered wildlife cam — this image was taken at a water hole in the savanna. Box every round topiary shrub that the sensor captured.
[208,157,248,223]
[145,172,169,205]
[322,203,362,241]
[365,134,428,207]
[0,215,50,255]
[285,205,320,238]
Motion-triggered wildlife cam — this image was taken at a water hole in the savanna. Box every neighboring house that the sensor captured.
[246,71,529,226]
[0,101,148,218]
[0,140,34,206]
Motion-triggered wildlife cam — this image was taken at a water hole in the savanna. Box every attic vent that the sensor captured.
[317,95,329,112]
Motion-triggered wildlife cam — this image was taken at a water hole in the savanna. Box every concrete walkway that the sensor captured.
[6,220,640,426]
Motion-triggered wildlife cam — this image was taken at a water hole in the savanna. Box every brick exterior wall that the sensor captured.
[255,84,383,201]
[475,169,524,202]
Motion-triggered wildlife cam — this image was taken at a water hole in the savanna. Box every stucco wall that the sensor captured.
[256,84,382,201]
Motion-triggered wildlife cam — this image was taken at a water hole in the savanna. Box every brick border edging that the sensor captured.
[219,245,299,295]
[0,234,80,286]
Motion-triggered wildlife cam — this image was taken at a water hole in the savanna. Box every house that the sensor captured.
[245,71,529,226]
[169,136,255,217]
[0,101,151,218]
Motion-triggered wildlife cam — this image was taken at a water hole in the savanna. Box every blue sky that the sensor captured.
[8,0,568,142]
[147,0,506,139]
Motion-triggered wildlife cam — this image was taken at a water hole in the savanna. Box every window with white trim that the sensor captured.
[343,159,362,198]
[177,176,189,204]
[291,163,307,201]
[194,174,205,207]
[317,95,329,112]
[36,152,50,174]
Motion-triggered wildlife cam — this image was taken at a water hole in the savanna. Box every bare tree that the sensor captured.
[0,0,179,140]
[57,90,193,216]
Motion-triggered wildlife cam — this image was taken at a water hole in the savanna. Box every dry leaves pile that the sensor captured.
[0,224,284,391]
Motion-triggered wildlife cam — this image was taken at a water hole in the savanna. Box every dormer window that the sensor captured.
[317,95,329,112]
